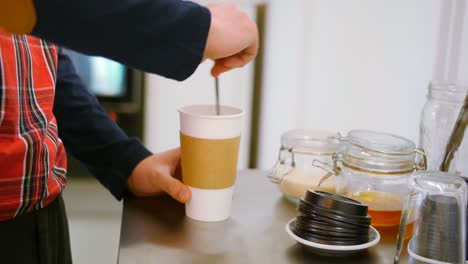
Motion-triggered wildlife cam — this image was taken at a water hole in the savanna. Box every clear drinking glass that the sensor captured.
[394,171,467,264]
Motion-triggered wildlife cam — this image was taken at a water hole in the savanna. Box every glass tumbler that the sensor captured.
[394,171,467,264]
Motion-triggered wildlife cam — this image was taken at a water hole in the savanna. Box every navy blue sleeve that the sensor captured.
[53,51,152,200]
[33,0,211,81]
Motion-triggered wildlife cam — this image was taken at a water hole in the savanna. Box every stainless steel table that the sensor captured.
[118,170,408,263]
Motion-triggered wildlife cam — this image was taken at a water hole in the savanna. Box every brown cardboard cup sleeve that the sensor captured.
[180,132,241,190]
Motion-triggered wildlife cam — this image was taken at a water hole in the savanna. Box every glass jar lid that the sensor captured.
[343,130,416,155]
[339,130,425,173]
[281,129,340,155]
[268,129,340,184]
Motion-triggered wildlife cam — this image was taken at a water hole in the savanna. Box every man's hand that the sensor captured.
[204,3,259,77]
[127,148,191,203]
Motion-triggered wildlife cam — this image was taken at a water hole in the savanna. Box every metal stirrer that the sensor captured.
[215,77,220,115]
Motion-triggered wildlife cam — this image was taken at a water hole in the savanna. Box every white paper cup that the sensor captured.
[178,104,243,222]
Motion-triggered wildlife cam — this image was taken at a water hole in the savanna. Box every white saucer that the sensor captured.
[285,219,380,256]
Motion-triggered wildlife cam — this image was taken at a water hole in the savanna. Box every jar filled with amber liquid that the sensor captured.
[314,130,427,232]
[267,129,340,204]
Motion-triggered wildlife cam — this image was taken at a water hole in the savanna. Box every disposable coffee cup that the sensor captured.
[178,104,243,222]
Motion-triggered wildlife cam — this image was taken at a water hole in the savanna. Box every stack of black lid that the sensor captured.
[293,190,371,245]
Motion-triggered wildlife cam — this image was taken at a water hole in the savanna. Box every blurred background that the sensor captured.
[62,0,468,263]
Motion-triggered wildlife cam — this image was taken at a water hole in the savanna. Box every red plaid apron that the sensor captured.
[0,31,67,220]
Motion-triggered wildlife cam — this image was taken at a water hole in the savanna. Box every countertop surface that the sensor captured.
[118,170,407,264]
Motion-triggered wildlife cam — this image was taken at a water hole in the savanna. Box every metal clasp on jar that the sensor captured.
[267,146,295,183]
[414,148,427,171]
[312,153,342,187]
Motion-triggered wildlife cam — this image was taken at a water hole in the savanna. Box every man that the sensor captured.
[0,0,258,263]
[0,0,259,78]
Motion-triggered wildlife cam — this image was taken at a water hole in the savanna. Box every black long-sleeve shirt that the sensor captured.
[33,0,211,81]
[54,51,152,199]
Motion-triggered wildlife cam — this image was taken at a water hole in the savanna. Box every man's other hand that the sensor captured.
[127,148,191,203]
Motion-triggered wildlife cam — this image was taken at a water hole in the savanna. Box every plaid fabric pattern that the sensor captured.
[0,32,67,221]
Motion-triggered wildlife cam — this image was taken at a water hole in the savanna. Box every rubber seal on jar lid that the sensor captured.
[304,190,368,217]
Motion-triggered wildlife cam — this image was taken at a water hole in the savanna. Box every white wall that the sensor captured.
[258,0,442,169]
[434,0,468,80]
